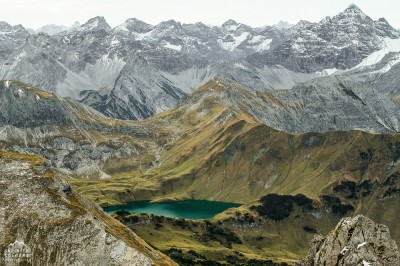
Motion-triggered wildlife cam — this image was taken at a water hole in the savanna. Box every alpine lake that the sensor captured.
[103,200,242,220]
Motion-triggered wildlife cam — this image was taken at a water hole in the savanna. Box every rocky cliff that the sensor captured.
[0,151,176,265]
[298,215,399,266]
[249,4,400,73]
[1,5,399,121]
[0,80,170,178]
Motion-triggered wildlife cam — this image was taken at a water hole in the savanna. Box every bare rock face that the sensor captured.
[0,152,176,265]
[249,4,400,73]
[299,215,400,266]
[1,5,399,121]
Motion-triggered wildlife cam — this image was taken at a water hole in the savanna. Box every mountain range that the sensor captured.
[0,4,399,125]
[34,21,81,35]
[1,3,400,265]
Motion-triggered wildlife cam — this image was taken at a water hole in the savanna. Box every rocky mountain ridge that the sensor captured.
[0,151,176,265]
[299,215,400,266]
[0,80,171,178]
[249,4,400,73]
[0,4,399,121]
[0,78,399,265]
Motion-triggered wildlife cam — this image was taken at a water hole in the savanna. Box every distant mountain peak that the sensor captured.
[0,22,28,35]
[293,20,314,29]
[377,17,389,23]
[341,3,367,17]
[0,21,27,32]
[115,18,153,33]
[125,18,148,25]
[221,19,250,32]
[222,19,239,27]
[161,19,180,26]
[70,21,81,28]
[13,24,26,31]
[346,3,363,12]
[80,16,111,32]
[274,21,294,29]
[0,21,12,30]
[36,21,80,35]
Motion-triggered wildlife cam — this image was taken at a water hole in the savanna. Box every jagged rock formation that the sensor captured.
[298,215,400,266]
[0,80,399,264]
[0,80,170,178]
[2,77,400,195]
[0,5,399,120]
[60,78,400,212]
[0,21,30,52]
[0,151,176,265]
[0,14,289,120]
[249,4,400,73]
[176,77,400,133]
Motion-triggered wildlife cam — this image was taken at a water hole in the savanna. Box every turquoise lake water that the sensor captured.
[103,200,241,220]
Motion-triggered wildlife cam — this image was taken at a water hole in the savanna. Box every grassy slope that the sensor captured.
[69,79,400,206]
[3,79,399,264]
[67,79,400,263]
[111,177,399,264]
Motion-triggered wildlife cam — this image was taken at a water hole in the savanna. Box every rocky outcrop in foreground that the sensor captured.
[0,151,176,265]
[298,215,400,266]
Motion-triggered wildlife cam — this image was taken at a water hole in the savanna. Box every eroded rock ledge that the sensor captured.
[0,152,176,265]
[298,215,400,266]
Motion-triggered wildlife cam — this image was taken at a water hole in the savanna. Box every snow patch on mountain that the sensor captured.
[218,32,249,51]
[248,36,272,51]
[234,63,251,70]
[362,261,371,266]
[225,24,240,32]
[323,68,339,75]
[134,31,153,41]
[110,37,120,46]
[317,68,340,76]
[353,38,400,70]
[163,42,182,51]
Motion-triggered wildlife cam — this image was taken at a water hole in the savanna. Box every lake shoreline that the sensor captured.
[103,199,242,220]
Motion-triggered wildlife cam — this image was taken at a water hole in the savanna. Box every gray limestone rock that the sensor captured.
[298,215,400,266]
[0,159,175,265]
[248,4,400,73]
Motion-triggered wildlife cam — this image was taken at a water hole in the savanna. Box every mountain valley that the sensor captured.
[0,3,399,265]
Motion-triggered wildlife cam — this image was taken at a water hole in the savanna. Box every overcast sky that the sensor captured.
[0,0,399,30]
